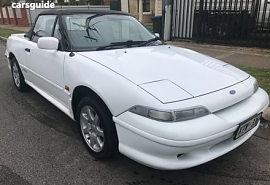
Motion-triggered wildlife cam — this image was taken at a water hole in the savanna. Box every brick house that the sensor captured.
[55,0,162,24]
[119,0,162,23]
[103,0,162,24]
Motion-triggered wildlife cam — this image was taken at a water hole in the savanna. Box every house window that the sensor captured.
[137,0,151,13]
[143,0,150,12]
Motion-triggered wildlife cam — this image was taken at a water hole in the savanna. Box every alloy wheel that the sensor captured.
[80,105,104,152]
[12,62,20,87]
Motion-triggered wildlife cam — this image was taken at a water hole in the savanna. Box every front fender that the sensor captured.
[6,34,28,66]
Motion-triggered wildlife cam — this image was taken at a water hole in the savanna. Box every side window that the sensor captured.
[53,18,62,50]
[32,15,56,43]
[53,19,61,40]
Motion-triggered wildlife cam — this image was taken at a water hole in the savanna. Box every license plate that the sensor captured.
[234,114,261,140]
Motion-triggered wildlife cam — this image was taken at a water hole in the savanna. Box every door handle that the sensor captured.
[25,48,30,52]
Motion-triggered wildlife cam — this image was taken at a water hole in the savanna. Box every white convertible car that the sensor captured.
[5,9,269,170]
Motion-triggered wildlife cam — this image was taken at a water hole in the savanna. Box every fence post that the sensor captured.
[0,6,5,24]
[196,0,204,40]
[5,6,11,24]
[163,0,173,41]
[12,7,18,25]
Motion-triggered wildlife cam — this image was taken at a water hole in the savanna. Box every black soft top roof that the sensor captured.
[39,9,131,16]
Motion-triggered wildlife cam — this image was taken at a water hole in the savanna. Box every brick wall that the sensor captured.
[0,8,4,24]
[128,0,155,24]
[0,7,29,26]
[17,8,29,26]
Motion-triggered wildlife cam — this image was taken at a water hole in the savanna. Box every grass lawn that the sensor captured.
[0,27,22,38]
[237,65,270,95]
[144,23,153,32]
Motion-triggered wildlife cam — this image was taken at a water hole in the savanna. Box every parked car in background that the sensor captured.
[5,9,269,170]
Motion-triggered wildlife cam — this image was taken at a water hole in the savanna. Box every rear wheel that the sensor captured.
[11,58,27,91]
[77,97,118,159]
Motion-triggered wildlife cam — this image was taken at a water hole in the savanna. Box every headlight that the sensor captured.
[253,80,259,93]
[174,107,210,122]
[129,106,210,122]
[129,106,174,122]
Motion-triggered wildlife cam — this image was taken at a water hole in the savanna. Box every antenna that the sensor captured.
[68,9,75,57]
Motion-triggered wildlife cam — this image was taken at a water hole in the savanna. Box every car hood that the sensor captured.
[79,45,249,98]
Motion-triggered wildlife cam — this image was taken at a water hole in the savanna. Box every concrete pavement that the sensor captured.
[167,41,270,69]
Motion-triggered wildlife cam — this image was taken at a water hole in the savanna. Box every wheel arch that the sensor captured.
[71,85,112,121]
[9,52,16,60]
[8,52,16,65]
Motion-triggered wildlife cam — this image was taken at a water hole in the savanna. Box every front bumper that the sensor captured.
[113,88,269,170]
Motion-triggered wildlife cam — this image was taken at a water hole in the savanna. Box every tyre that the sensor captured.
[76,97,118,159]
[11,58,27,92]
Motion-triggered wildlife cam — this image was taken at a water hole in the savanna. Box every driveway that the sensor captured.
[0,41,269,185]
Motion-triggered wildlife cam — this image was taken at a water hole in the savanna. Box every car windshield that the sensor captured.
[62,14,160,51]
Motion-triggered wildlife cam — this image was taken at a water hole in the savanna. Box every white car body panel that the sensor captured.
[113,89,268,170]
[6,34,27,67]
[79,45,249,97]
[64,53,162,116]
[115,120,261,170]
[23,41,69,107]
[139,80,193,103]
[6,31,269,170]
[115,88,268,141]
[6,34,73,118]
[25,79,71,117]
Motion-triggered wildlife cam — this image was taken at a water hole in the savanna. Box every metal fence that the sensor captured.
[168,0,270,48]
[171,0,195,39]
[27,5,110,26]
[194,0,270,47]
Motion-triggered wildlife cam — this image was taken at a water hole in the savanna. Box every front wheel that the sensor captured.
[77,97,118,159]
[11,58,27,91]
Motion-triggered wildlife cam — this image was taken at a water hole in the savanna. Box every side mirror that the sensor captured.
[38,37,59,50]
[154,33,160,38]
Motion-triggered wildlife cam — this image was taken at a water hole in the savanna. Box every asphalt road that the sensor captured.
[0,41,270,185]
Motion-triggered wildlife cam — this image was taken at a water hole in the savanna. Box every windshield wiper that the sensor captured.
[96,40,135,51]
[138,37,162,47]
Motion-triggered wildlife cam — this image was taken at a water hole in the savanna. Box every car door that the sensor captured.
[24,15,69,108]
